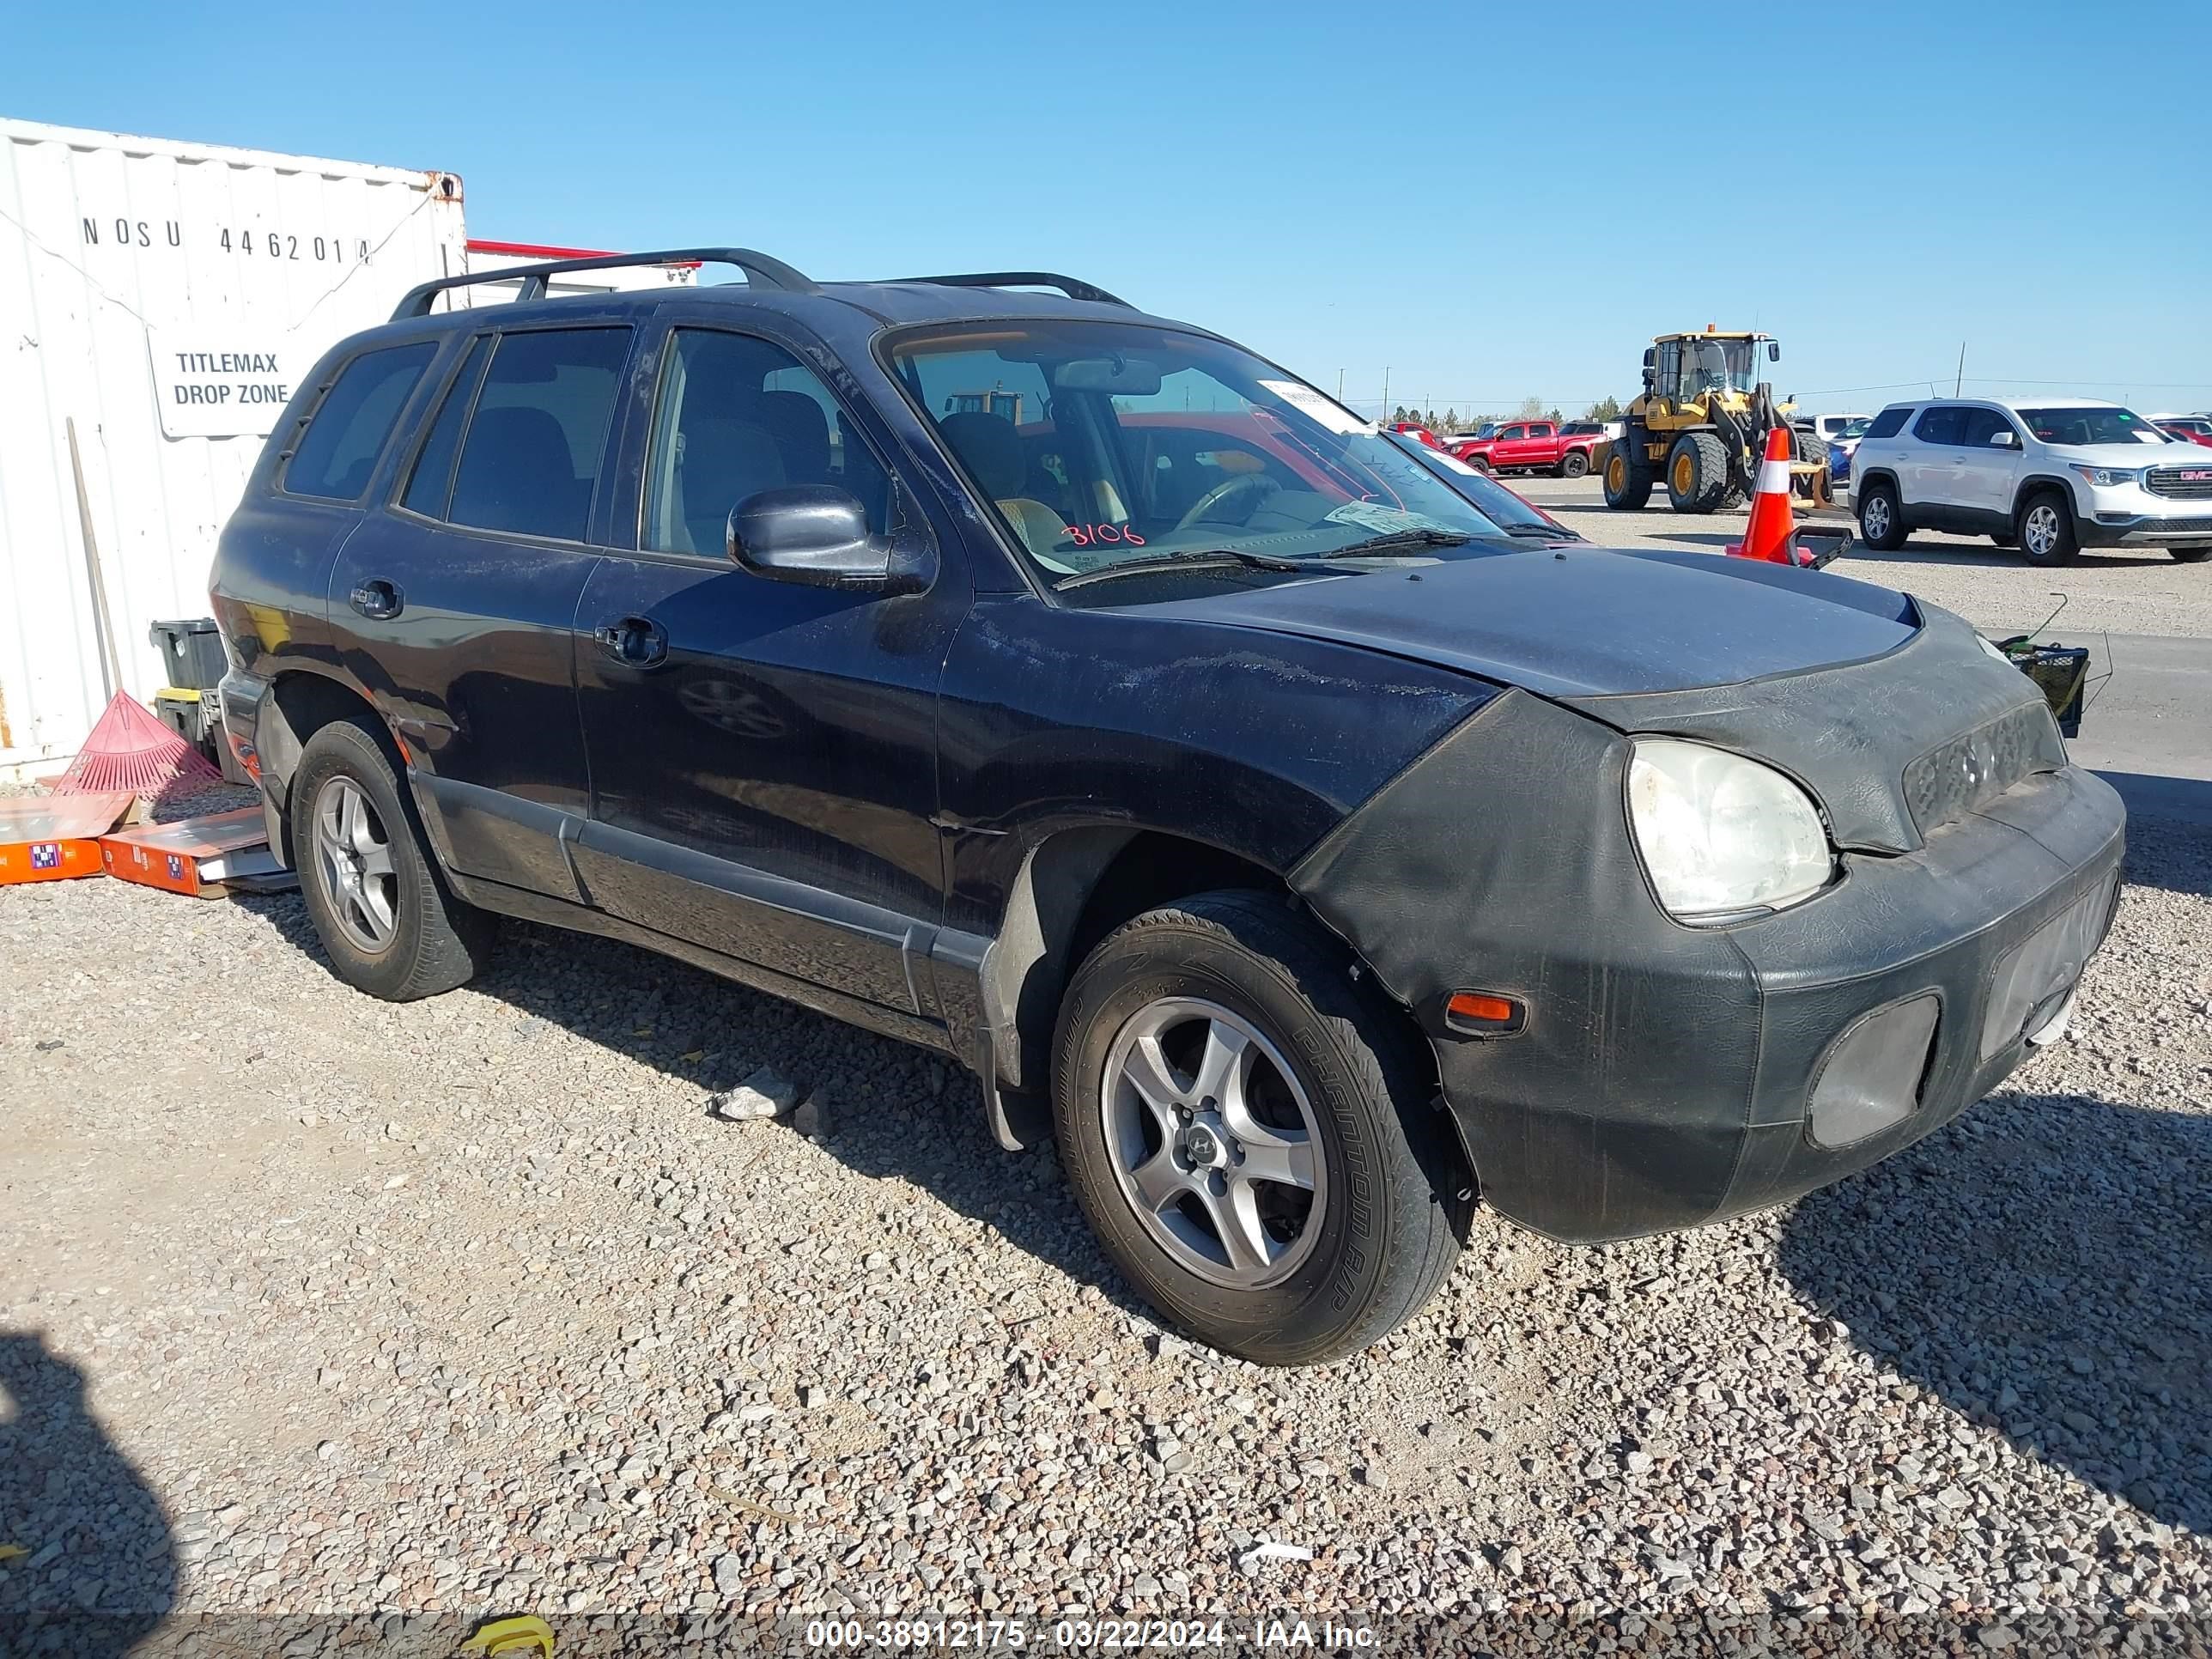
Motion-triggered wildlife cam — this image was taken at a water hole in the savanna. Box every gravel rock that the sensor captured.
[2,784,2207,1654]
[707,1065,799,1122]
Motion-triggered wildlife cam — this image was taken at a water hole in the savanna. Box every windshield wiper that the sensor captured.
[1054,549,1309,589]
[1320,527,1479,559]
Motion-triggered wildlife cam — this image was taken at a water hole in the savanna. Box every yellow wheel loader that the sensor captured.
[1601,329,1832,514]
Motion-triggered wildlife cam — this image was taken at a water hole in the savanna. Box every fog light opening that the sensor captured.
[1808,993,1941,1150]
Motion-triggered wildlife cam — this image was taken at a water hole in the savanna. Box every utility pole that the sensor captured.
[1337,368,1346,401]
[1381,367,1391,423]
[1954,343,1966,398]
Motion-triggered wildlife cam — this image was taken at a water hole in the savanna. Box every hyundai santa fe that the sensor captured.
[210,249,2125,1363]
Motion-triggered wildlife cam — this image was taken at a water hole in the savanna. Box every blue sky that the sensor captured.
[7,1,2209,420]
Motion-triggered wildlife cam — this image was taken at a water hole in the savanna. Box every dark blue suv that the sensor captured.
[212,250,2124,1362]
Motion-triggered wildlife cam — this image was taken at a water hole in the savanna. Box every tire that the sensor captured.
[2016,490,2081,568]
[2169,546,2211,563]
[1665,431,1729,514]
[1466,453,1494,474]
[1051,890,1468,1365]
[1558,449,1589,479]
[1856,478,1906,550]
[290,714,495,1001]
[1602,430,1653,509]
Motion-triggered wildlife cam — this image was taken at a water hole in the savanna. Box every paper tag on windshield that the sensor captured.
[1259,380,1376,437]
[1324,501,1454,535]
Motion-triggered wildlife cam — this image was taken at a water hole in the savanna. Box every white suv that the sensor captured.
[1850,397,2212,567]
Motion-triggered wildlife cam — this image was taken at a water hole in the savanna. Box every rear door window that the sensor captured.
[1912,407,1968,446]
[283,343,437,501]
[400,336,492,519]
[1865,406,1913,440]
[446,327,632,544]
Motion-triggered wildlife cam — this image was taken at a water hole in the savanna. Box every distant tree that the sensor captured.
[1513,395,1547,421]
[1443,407,1458,433]
[1392,404,1411,425]
[1547,408,1562,424]
[1584,394,1624,422]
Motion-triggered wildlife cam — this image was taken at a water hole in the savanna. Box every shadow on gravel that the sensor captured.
[2102,781,2212,855]
[0,1331,175,1656]
[238,894,1152,1327]
[1779,1091,2212,1535]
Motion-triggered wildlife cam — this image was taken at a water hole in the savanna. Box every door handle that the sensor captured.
[593,615,669,668]
[349,579,404,621]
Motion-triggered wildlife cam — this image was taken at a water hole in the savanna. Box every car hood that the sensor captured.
[1129,546,1919,699]
[2045,441,2194,467]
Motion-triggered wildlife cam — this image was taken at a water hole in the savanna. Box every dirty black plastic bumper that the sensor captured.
[1291,689,2127,1245]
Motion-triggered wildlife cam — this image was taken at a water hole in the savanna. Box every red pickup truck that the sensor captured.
[1449,419,1606,478]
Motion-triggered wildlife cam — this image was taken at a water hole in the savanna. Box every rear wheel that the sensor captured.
[1665,431,1729,513]
[1052,891,1468,1365]
[2018,491,2081,567]
[1602,429,1654,509]
[1558,449,1589,479]
[1856,478,1906,550]
[291,714,495,1000]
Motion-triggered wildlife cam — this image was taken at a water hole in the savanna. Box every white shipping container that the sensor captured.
[0,117,467,773]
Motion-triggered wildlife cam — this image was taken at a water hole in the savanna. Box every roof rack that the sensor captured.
[390,247,819,319]
[893,271,1132,308]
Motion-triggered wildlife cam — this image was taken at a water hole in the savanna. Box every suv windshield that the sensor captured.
[889,322,1505,584]
[2020,406,2164,447]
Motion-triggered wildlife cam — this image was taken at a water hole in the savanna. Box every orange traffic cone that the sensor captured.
[1727,426,1809,566]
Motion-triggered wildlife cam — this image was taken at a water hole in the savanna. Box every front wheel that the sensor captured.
[1665,431,1730,513]
[1052,892,1468,1365]
[2018,492,2081,567]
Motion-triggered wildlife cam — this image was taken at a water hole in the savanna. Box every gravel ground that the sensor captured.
[1518,476,2212,641]
[3,775,2208,1655]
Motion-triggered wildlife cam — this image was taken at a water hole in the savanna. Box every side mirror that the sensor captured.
[1768,342,1782,362]
[1641,348,1656,370]
[727,485,925,592]
[1990,430,2017,447]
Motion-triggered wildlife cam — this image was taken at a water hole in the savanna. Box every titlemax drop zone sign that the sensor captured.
[149,341,296,437]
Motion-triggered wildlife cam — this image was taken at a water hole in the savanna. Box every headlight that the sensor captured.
[1626,740,1834,922]
[2070,464,2141,487]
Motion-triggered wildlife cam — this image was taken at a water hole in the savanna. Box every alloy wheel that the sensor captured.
[1097,997,1327,1290]
[1863,495,1891,540]
[2024,504,2060,558]
[313,775,398,954]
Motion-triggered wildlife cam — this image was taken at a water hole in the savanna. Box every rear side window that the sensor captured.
[283,343,436,501]
[1865,406,1913,440]
[1912,407,1967,446]
[446,327,632,543]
